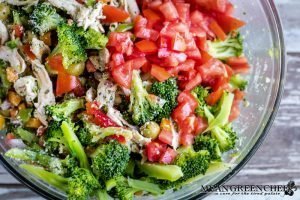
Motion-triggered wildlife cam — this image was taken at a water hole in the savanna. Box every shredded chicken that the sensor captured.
[76,2,106,33]
[96,78,117,108]
[31,60,55,126]
[107,107,138,130]
[0,46,26,74]
[47,0,82,18]
[0,20,8,45]
[126,0,140,19]
[30,38,50,61]
[132,130,151,146]
[14,76,38,102]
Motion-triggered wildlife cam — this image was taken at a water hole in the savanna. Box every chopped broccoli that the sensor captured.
[30,3,65,34]
[5,148,76,176]
[76,28,108,49]
[137,162,183,182]
[77,120,133,146]
[211,124,237,152]
[91,141,130,181]
[55,23,87,68]
[61,120,90,169]
[205,92,234,132]
[128,70,164,125]
[14,128,37,144]
[6,39,20,49]
[20,164,99,200]
[208,32,243,60]
[45,98,85,121]
[191,86,210,118]
[0,60,11,99]
[150,78,179,122]
[45,120,68,155]
[12,9,28,26]
[194,134,222,160]
[230,74,248,91]
[174,147,211,182]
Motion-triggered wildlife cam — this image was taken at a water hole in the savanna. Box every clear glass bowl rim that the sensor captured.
[0,0,286,199]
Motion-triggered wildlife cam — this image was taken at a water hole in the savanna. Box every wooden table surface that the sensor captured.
[1,0,299,199]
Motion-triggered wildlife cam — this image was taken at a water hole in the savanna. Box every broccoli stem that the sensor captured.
[96,189,112,200]
[61,121,89,169]
[20,164,68,191]
[127,178,164,195]
[138,163,183,182]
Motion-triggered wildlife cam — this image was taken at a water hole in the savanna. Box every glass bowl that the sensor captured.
[0,0,285,199]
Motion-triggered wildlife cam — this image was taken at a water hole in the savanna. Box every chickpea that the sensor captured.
[140,121,160,139]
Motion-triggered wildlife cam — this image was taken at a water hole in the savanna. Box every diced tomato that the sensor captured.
[234,89,245,101]
[131,57,148,69]
[206,88,224,105]
[159,147,177,164]
[160,118,172,131]
[186,48,202,60]
[172,102,194,123]
[12,25,24,38]
[151,64,172,82]
[86,59,97,73]
[108,32,133,55]
[195,0,228,13]
[23,44,36,60]
[143,9,162,27]
[180,132,195,146]
[111,60,133,88]
[159,1,179,21]
[225,2,234,15]
[190,11,204,26]
[106,135,126,144]
[172,33,187,52]
[178,91,198,110]
[134,15,148,31]
[146,141,167,162]
[56,72,80,96]
[197,59,227,82]
[86,102,119,127]
[73,83,86,97]
[135,40,158,53]
[112,53,125,66]
[225,64,234,78]
[194,117,208,135]
[148,0,163,11]
[196,34,208,51]
[212,76,229,91]
[226,56,250,74]
[184,73,202,90]
[135,28,160,41]
[158,129,173,146]
[175,3,190,23]
[103,5,130,23]
[200,50,213,64]
[209,20,227,41]
[180,115,196,135]
[47,54,65,73]
[215,14,246,33]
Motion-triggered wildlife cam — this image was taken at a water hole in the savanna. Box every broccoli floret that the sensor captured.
[45,120,68,155]
[20,164,99,200]
[5,148,78,176]
[55,23,87,68]
[76,28,108,50]
[61,120,90,169]
[191,86,210,118]
[77,120,134,146]
[211,124,237,152]
[150,78,179,122]
[68,168,100,200]
[108,177,163,200]
[45,98,85,121]
[137,162,183,182]
[129,70,164,125]
[208,32,243,60]
[0,60,11,99]
[174,147,211,182]
[194,134,222,160]
[205,92,234,132]
[91,141,130,181]
[6,39,20,49]
[230,74,248,91]
[30,3,65,34]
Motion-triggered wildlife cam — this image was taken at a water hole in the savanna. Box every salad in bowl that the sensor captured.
[0,0,249,199]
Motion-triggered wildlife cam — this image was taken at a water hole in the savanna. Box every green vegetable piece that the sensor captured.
[115,23,133,32]
[6,39,20,49]
[194,134,222,160]
[230,74,248,91]
[191,86,209,118]
[208,32,243,60]
[61,121,89,169]
[138,163,183,182]
[0,3,11,21]
[76,28,108,50]
[127,178,164,195]
[17,108,32,123]
[15,128,37,143]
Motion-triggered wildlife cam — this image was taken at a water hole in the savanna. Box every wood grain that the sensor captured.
[0,0,299,199]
